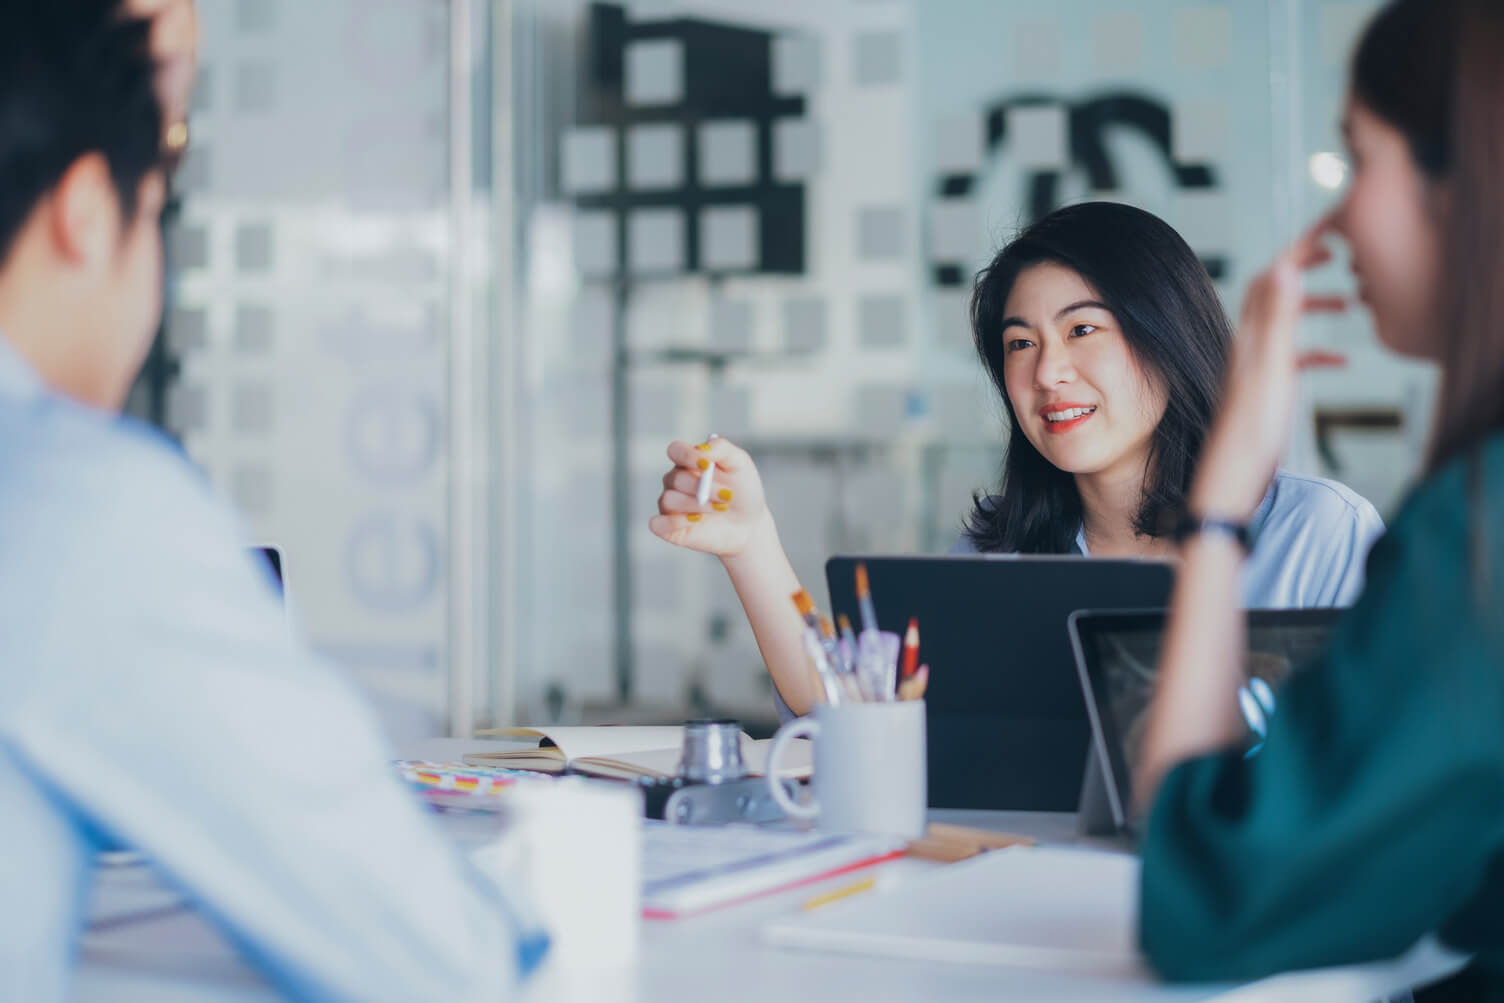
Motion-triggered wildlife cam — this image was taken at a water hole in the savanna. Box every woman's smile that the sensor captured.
[1039,402,1099,434]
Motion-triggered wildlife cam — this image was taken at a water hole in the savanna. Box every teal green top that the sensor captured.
[1140,435,1504,986]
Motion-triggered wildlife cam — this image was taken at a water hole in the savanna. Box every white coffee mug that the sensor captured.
[472,777,641,969]
[765,700,926,838]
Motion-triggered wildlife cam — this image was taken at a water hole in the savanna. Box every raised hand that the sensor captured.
[125,0,199,139]
[1192,214,1349,518]
[649,437,771,558]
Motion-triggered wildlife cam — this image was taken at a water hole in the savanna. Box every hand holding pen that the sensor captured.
[126,0,200,142]
[649,436,768,557]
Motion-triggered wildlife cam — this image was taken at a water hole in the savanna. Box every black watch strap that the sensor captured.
[1173,513,1253,553]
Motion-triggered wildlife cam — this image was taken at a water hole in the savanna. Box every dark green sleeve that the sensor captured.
[1140,460,1504,982]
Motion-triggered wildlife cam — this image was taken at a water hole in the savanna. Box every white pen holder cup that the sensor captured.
[764,700,927,838]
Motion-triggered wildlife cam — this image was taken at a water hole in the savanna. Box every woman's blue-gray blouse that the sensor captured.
[949,470,1385,608]
[773,471,1384,721]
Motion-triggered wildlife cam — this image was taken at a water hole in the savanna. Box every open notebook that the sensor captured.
[465,726,812,782]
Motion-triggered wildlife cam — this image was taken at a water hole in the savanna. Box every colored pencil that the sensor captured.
[900,618,919,680]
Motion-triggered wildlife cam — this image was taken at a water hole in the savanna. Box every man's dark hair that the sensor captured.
[0,0,164,267]
[964,202,1233,553]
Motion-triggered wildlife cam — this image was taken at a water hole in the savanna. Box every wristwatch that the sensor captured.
[1172,512,1253,553]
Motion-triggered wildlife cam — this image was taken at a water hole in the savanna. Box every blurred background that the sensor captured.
[139,0,1433,741]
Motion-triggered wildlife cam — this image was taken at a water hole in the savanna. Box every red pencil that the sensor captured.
[901,618,920,679]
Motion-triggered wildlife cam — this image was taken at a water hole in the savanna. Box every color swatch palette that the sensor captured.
[394,761,530,798]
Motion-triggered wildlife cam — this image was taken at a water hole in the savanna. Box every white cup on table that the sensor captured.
[471,777,641,970]
[764,700,927,838]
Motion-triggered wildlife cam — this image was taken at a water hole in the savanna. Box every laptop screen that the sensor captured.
[253,546,283,596]
[825,556,1175,811]
[1070,608,1341,833]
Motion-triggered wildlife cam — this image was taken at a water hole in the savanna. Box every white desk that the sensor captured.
[75,739,1467,1002]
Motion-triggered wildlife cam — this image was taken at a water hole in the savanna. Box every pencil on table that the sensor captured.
[800,875,878,911]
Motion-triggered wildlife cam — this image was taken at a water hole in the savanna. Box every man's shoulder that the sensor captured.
[0,399,223,551]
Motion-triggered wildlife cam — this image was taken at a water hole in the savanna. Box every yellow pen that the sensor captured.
[800,874,878,911]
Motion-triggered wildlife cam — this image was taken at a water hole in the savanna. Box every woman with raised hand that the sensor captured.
[1137,0,1504,989]
[653,202,1383,718]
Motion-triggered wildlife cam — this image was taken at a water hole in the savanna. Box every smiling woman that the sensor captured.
[954,202,1384,612]
[963,203,1231,558]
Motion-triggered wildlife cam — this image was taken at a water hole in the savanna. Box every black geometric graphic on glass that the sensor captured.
[931,92,1226,287]
[568,3,808,277]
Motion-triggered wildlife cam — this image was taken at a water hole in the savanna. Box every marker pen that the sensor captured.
[695,433,720,506]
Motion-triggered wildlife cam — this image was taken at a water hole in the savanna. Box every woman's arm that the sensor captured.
[1135,530,1247,808]
[649,438,819,715]
[1133,218,1502,981]
[1138,221,1344,808]
[719,511,817,714]
[1140,471,1500,981]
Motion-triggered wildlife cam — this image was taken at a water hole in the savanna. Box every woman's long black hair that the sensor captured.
[963,202,1233,553]
[1351,0,1502,600]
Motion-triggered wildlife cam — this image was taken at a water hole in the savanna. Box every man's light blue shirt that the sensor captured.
[0,338,545,1001]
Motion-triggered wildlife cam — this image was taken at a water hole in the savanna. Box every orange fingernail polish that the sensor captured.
[695,443,711,452]
[696,458,710,471]
[686,513,703,522]
[718,489,733,501]
[712,503,729,512]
